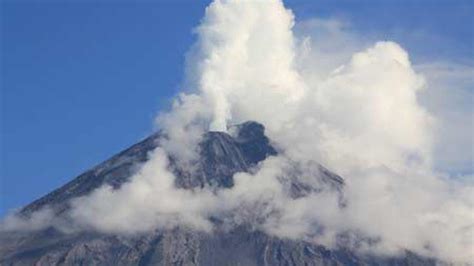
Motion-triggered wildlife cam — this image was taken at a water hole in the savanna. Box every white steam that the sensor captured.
[3,0,473,264]
[187,0,306,132]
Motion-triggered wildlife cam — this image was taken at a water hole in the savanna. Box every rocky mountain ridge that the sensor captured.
[0,122,435,265]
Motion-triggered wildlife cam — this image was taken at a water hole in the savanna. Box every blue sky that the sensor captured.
[1,0,473,217]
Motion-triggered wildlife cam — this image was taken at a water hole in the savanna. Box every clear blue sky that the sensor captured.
[1,0,473,217]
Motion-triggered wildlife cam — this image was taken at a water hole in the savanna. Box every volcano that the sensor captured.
[0,122,435,265]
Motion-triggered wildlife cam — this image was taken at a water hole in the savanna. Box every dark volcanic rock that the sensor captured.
[0,122,435,265]
[20,122,278,217]
[172,121,277,189]
[0,227,436,266]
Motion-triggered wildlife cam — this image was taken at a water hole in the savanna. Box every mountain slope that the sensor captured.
[0,122,435,265]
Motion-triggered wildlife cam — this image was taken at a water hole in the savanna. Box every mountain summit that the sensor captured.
[0,122,434,265]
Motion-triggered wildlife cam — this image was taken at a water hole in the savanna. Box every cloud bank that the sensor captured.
[3,0,473,264]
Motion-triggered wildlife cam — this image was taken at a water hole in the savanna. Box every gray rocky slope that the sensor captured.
[0,122,436,265]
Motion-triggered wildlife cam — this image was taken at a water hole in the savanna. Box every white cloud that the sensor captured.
[70,148,216,234]
[3,0,473,264]
[187,0,306,132]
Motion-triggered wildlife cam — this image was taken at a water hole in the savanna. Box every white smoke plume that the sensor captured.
[186,0,306,132]
[3,0,473,264]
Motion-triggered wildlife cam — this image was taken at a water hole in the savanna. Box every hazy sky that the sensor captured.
[1,0,473,217]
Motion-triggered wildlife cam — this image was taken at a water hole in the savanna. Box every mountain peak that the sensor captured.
[20,121,276,216]
[1,121,435,265]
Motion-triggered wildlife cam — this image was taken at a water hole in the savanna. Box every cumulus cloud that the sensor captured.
[3,0,473,264]
[70,148,216,234]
